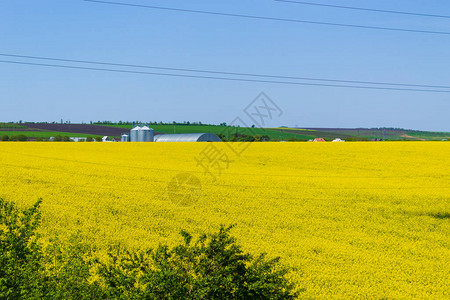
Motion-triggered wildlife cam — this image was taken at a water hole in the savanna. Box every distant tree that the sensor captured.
[243,135,255,142]
[261,135,270,142]
[94,136,102,142]
[36,137,44,142]
[230,133,256,142]
[86,137,94,142]
[17,134,28,142]
[217,133,227,142]
[62,136,70,142]
[1,135,9,141]
[254,135,261,142]
[54,135,62,142]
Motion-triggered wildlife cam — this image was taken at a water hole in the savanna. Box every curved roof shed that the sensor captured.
[154,133,222,142]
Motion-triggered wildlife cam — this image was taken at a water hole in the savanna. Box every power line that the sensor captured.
[275,0,450,19]
[1,59,450,93]
[2,53,450,90]
[83,0,450,36]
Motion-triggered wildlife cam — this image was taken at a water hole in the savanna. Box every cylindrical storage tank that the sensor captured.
[139,126,154,142]
[130,126,141,142]
[121,134,130,142]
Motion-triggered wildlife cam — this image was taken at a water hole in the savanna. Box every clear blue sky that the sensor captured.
[1,0,449,131]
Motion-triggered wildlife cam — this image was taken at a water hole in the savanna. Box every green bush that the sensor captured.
[98,225,298,299]
[0,199,102,299]
[43,235,103,299]
[1,135,9,141]
[0,199,45,299]
[0,199,299,299]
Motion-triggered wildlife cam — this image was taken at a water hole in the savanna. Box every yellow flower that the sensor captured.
[0,141,448,298]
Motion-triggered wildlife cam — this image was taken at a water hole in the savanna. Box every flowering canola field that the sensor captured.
[0,142,449,298]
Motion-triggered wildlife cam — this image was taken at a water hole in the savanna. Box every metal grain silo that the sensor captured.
[130,126,141,142]
[139,126,154,142]
[121,134,130,142]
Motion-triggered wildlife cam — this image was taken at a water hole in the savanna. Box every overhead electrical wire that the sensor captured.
[2,53,450,90]
[274,0,450,19]
[83,0,450,36]
[1,59,449,93]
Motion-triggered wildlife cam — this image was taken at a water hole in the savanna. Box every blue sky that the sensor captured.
[1,0,449,131]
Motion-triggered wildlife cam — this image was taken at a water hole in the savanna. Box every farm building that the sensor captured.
[313,138,326,142]
[70,137,87,142]
[122,127,222,142]
[154,133,222,142]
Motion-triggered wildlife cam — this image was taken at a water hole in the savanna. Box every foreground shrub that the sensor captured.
[98,225,298,299]
[0,199,44,299]
[0,199,299,299]
[43,234,103,299]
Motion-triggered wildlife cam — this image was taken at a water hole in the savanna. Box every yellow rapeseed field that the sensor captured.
[0,142,448,298]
